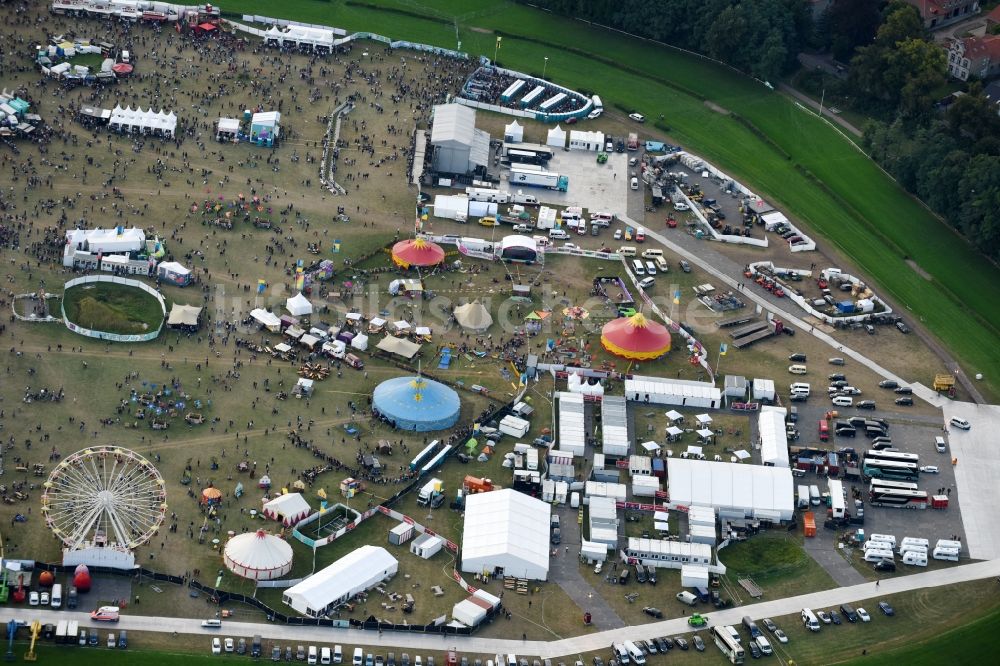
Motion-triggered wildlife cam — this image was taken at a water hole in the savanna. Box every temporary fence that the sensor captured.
[61,275,166,342]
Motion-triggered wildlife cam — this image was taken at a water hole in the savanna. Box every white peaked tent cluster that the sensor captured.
[109,105,177,138]
[285,292,313,317]
[453,302,493,332]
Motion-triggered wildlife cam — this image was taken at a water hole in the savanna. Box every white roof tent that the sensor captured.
[557,392,586,456]
[265,24,335,51]
[461,488,550,580]
[601,395,629,458]
[625,538,712,569]
[283,545,398,618]
[666,458,795,522]
[285,292,313,317]
[625,376,722,409]
[431,103,490,175]
[758,409,789,468]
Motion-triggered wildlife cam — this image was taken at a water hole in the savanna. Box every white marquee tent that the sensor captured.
[286,292,313,317]
[666,458,794,522]
[109,105,177,137]
[283,545,398,617]
[262,493,312,526]
[758,408,789,468]
[504,120,524,143]
[546,125,566,148]
[461,488,550,580]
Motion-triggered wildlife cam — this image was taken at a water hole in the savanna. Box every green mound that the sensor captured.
[63,282,163,335]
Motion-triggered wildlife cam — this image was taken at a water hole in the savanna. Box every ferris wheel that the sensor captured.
[41,446,167,551]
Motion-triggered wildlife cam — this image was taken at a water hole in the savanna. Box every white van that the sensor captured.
[549,228,570,240]
[902,551,928,567]
[641,248,663,259]
[870,533,897,548]
[788,365,808,375]
[309,646,319,665]
[592,212,615,226]
[801,609,821,632]
[809,485,821,506]
[832,395,853,407]
[638,276,656,290]
[570,492,580,508]
[935,436,947,453]
[51,584,63,608]
[623,641,646,665]
[321,647,332,665]
[630,177,639,191]
[618,245,637,257]
[790,382,811,395]
[863,549,895,563]
[334,645,343,664]
[353,648,363,666]
[932,547,960,561]
[632,260,645,275]
[676,591,698,606]
[644,261,657,275]
[611,644,629,664]
[507,655,517,666]
[654,257,669,272]
[797,485,810,509]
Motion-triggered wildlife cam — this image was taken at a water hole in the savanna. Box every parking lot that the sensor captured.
[501,148,630,216]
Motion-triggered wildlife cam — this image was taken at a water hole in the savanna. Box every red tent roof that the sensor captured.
[111,63,133,75]
[198,22,218,31]
[600,312,671,360]
[391,238,445,268]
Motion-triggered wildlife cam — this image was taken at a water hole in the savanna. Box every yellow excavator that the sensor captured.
[24,620,41,661]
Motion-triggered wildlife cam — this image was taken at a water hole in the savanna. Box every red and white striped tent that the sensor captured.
[261,492,311,526]
[224,529,294,581]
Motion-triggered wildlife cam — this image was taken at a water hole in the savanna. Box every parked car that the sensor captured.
[789,353,807,362]
[874,560,897,572]
[643,607,663,619]
[692,635,705,652]
[28,591,39,606]
[761,618,777,633]
[829,357,845,365]
[628,113,646,123]
[878,601,895,616]
[224,638,235,653]
[920,465,940,474]
[828,373,846,381]
[212,638,222,656]
[653,638,668,652]
[817,610,832,624]
[679,260,691,273]
[773,629,788,644]
[950,417,971,430]
[895,397,914,406]
[830,611,842,625]
[857,400,876,410]
[660,638,674,650]
[673,638,688,651]
[748,641,761,659]
[894,386,913,395]
[857,608,871,622]
[895,321,910,334]
[879,379,898,389]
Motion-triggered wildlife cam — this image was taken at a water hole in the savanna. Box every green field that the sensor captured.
[216,0,1000,399]
[62,282,164,335]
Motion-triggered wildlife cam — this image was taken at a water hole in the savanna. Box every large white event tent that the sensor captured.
[108,105,177,137]
[461,488,550,580]
[285,292,313,316]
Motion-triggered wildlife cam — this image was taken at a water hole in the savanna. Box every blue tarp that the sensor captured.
[644,141,666,153]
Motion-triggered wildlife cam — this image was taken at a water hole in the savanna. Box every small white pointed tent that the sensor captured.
[504,120,524,143]
[546,124,566,148]
[262,493,311,526]
[285,292,313,316]
[453,301,493,332]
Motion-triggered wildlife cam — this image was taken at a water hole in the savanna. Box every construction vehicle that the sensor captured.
[24,620,40,661]
[933,374,956,396]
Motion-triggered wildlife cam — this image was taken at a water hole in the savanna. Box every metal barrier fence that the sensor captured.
[61,274,166,342]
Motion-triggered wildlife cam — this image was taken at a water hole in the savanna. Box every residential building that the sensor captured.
[948,34,1000,80]
[906,0,980,30]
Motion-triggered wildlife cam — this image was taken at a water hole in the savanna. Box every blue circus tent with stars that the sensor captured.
[372,375,461,432]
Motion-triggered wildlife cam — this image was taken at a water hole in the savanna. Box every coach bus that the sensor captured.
[868,478,919,492]
[712,626,745,664]
[862,458,919,483]
[865,449,919,464]
[868,487,928,509]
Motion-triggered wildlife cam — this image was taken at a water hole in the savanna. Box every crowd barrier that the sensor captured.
[61,275,166,342]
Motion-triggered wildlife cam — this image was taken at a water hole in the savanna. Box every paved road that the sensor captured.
[548,506,625,630]
[777,83,862,137]
[22,558,1000,658]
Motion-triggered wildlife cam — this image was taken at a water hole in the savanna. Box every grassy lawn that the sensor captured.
[215,0,1000,400]
[62,281,165,334]
[718,531,836,602]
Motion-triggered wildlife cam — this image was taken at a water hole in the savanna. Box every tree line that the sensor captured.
[818,0,1000,260]
[522,0,812,82]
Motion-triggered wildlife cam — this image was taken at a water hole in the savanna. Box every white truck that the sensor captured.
[465,187,509,204]
[797,484,810,509]
[509,168,569,191]
[828,479,845,519]
[510,191,539,205]
[416,478,444,507]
